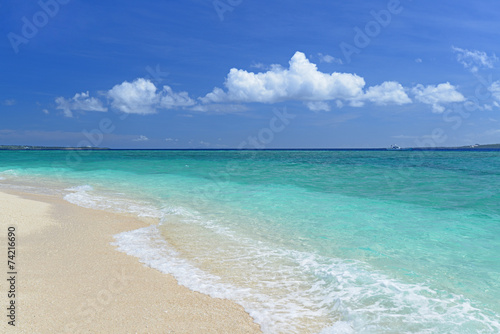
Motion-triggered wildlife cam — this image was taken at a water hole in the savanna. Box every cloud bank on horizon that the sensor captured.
[55,51,485,117]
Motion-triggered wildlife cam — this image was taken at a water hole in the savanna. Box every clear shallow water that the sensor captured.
[1,150,500,333]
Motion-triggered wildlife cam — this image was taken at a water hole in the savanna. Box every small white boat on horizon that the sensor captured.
[387,144,412,151]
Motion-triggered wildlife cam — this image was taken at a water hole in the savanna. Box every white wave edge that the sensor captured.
[63,187,500,333]
[112,225,500,334]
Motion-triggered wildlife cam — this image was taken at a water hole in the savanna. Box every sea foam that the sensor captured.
[62,184,500,333]
[112,220,500,334]
[63,185,163,218]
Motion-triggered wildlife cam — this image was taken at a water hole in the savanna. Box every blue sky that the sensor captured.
[1,0,500,148]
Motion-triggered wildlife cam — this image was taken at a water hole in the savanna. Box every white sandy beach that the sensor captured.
[0,190,261,333]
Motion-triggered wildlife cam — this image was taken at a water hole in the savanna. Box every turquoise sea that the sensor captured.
[1,150,499,333]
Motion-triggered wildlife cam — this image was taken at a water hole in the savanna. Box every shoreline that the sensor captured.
[0,189,261,333]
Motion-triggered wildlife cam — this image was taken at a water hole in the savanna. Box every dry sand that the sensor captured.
[0,190,261,333]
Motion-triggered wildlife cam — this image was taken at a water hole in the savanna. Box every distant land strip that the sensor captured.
[0,145,110,150]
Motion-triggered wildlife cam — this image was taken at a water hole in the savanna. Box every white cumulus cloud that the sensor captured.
[201,51,366,105]
[107,78,195,115]
[452,46,498,73]
[56,79,195,118]
[108,79,158,115]
[412,82,465,113]
[159,86,196,109]
[55,92,107,117]
[362,81,412,106]
[202,51,413,111]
